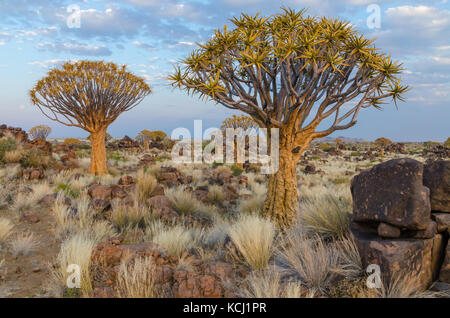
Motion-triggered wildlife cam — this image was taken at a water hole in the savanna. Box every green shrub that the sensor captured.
[443,137,450,148]
[231,164,244,176]
[20,148,53,169]
[318,143,332,152]
[0,137,17,162]
[331,177,349,185]
[212,161,224,169]
[56,183,77,198]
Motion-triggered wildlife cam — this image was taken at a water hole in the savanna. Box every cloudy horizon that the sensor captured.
[0,0,449,142]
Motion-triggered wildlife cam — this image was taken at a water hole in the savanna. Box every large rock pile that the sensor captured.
[350,158,450,291]
[117,135,140,149]
[0,124,29,142]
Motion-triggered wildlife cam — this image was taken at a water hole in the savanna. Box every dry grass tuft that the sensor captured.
[136,170,157,202]
[146,220,203,256]
[0,218,14,244]
[48,233,96,297]
[278,232,339,292]
[228,214,275,270]
[117,256,165,298]
[239,268,305,298]
[13,182,53,212]
[298,192,352,240]
[10,232,39,257]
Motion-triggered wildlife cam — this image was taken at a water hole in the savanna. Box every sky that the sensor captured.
[0,0,449,142]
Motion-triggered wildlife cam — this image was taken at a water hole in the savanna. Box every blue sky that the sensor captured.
[0,0,449,141]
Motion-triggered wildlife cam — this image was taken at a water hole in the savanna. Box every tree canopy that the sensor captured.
[30,61,151,133]
[169,8,408,139]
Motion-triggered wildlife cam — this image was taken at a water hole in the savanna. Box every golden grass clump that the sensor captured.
[228,214,275,270]
[117,256,164,298]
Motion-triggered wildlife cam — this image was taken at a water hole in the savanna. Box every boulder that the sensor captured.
[149,184,165,197]
[26,139,52,154]
[88,184,112,200]
[423,160,450,212]
[117,136,140,149]
[432,213,450,234]
[19,211,40,224]
[0,125,29,142]
[110,185,128,200]
[351,159,431,230]
[118,175,136,186]
[89,198,111,212]
[377,222,401,238]
[439,244,450,284]
[351,228,444,291]
[148,195,178,219]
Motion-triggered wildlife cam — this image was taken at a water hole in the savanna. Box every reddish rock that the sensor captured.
[351,229,444,291]
[19,211,40,224]
[110,185,128,200]
[150,184,165,197]
[89,199,111,212]
[148,195,178,219]
[351,159,431,230]
[118,175,136,186]
[88,184,112,200]
[27,139,52,154]
[377,222,401,238]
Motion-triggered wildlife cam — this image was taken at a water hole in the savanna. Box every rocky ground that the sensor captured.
[0,124,449,298]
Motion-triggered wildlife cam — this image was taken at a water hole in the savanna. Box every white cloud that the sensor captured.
[37,41,112,56]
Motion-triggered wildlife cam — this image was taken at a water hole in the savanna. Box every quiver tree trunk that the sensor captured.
[89,127,108,175]
[262,148,299,228]
[262,130,312,228]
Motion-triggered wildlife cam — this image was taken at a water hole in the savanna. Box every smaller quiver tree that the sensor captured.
[30,61,151,175]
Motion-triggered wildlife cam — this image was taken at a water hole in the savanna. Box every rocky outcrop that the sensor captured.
[351,229,443,290]
[351,158,449,290]
[26,139,52,154]
[0,124,28,142]
[351,158,431,231]
[157,166,192,188]
[117,136,140,149]
[90,239,238,298]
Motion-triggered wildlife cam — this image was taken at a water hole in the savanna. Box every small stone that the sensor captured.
[32,267,41,273]
[377,222,401,238]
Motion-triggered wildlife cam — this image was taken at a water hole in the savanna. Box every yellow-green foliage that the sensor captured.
[136,130,168,144]
[445,137,450,148]
[221,115,258,131]
[318,143,332,152]
[375,137,392,147]
[64,138,81,145]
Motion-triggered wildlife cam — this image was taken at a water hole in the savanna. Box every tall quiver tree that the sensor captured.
[169,9,409,227]
[30,61,151,175]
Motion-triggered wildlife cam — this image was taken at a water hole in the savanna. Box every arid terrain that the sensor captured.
[1,124,449,298]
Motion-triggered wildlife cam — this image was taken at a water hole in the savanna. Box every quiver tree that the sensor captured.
[221,114,258,165]
[30,61,151,175]
[169,9,409,227]
[29,125,52,140]
[136,130,168,151]
[375,137,392,156]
